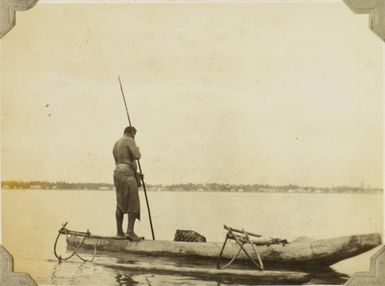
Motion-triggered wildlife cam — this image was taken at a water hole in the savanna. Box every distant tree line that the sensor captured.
[150,183,382,194]
[1,180,382,194]
[1,180,112,190]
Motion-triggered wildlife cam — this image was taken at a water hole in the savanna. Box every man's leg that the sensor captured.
[116,207,125,237]
[126,213,140,241]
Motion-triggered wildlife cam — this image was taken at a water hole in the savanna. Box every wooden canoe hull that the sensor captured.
[66,233,381,266]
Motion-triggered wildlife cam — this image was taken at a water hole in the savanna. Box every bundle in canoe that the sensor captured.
[65,228,381,267]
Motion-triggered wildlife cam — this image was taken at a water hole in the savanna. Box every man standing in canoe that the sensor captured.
[113,126,142,241]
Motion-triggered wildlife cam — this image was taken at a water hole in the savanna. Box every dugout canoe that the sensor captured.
[66,231,382,267]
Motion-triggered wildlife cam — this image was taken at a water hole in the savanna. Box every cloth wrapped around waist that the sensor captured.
[114,163,142,187]
[113,164,140,219]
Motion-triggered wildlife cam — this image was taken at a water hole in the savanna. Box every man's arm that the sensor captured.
[127,137,141,160]
[113,142,118,164]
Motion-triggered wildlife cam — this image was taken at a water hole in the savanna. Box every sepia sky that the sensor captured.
[1,2,383,187]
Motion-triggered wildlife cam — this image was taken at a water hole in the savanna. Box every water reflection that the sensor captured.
[115,273,141,285]
[50,260,106,285]
[103,251,350,285]
[49,249,351,285]
[50,261,61,283]
[309,268,349,284]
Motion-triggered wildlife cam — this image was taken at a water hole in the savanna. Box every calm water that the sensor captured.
[2,189,383,285]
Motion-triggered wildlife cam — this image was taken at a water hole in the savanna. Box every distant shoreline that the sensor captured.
[2,188,382,195]
[1,181,382,194]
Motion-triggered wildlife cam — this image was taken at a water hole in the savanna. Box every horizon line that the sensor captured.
[1,179,382,190]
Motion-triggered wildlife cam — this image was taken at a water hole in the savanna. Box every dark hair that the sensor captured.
[124,126,137,136]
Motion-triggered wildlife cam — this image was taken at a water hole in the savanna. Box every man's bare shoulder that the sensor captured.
[119,136,136,145]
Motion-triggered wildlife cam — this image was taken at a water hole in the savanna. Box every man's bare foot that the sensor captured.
[116,231,125,237]
[125,231,142,241]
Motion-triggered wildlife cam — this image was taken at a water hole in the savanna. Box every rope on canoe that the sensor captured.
[216,235,243,269]
[217,227,263,271]
[217,225,288,271]
[53,222,96,263]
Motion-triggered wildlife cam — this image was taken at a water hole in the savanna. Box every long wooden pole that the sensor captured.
[118,76,156,240]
